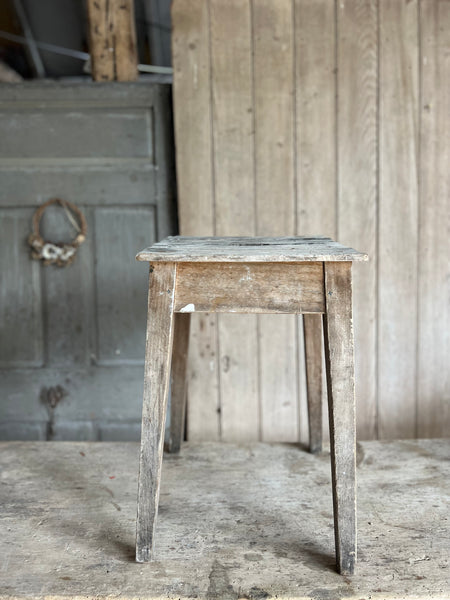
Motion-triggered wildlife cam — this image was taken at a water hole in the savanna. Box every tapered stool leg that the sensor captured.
[136,263,176,562]
[168,313,191,453]
[303,313,323,453]
[323,262,356,575]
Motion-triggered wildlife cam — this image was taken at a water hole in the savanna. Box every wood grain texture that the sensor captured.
[0,111,153,160]
[113,0,138,81]
[185,313,220,441]
[136,262,176,562]
[337,0,377,440]
[417,0,450,437]
[253,0,295,237]
[171,0,448,443]
[0,365,146,429]
[219,316,259,442]
[294,0,337,447]
[86,0,115,81]
[137,236,368,262]
[252,0,297,441]
[0,209,43,367]
[210,0,258,442]
[210,0,254,236]
[323,262,356,575]
[379,0,419,439]
[295,0,336,240]
[171,0,215,237]
[303,314,323,453]
[175,262,325,314]
[41,206,93,367]
[171,0,220,443]
[259,313,298,442]
[168,313,191,453]
[96,207,156,364]
[87,0,138,81]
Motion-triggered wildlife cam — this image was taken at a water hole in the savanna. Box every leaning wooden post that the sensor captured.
[86,0,138,82]
[114,0,139,81]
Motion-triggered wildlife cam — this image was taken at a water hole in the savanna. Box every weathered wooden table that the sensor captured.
[136,236,368,574]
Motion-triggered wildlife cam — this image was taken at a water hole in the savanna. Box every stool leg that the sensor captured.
[323,262,356,575]
[136,263,176,562]
[303,313,323,453]
[168,313,191,453]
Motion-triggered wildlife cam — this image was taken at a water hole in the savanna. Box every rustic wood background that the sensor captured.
[172,0,449,442]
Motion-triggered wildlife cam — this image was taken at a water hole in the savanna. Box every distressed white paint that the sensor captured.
[179,303,195,313]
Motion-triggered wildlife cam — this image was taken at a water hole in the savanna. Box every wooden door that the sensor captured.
[0,81,176,440]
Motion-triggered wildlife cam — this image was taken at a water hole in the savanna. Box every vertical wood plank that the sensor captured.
[86,0,115,81]
[211,0,254,236]
[418,0,450,437]
[253,0,298,442]
[87,0,138,82]
[114,0,139,81]
[168,313,191,453]
[295,0,336,445]
[295,0,337,238]
[185,313,220,441]
[0,209,43,367]
[95,207,156,364]
[136,262,176,562]
[171,0,220,441]
[210,0,258,441]
[253,0,295,237]
[337,0,378,440]
[323,262,356,575]
[172,0,215,236]
[379,0,419,438]
[42,207,93,368]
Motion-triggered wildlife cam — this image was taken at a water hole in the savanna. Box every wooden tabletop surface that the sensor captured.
[136,236,369,263]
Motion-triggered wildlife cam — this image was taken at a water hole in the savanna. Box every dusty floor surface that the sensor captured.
[0,440,449,599]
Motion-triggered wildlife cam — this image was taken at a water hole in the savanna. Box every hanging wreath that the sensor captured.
[28,198,87,267]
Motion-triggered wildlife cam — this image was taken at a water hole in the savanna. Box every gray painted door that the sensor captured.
[0,81,176,440]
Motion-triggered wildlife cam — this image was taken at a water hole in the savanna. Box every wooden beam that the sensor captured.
[87,0,138,82]
[114,0,139,81]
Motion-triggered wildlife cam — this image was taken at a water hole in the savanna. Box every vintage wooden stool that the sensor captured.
[135,236,368,574]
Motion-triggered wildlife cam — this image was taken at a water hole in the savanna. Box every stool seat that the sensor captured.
[135,235,367,576]
[137,235,368,263]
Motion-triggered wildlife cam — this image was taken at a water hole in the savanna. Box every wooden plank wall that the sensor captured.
[172,0,450,442]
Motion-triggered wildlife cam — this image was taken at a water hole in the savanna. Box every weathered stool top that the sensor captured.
[136,236,368,263]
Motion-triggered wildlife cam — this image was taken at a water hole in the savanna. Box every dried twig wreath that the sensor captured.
[28,198,87,267]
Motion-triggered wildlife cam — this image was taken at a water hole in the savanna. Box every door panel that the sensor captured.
[0,209,44,368]
[0,81,176,440]
[0,108,154,159]
[95,206,156,365]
